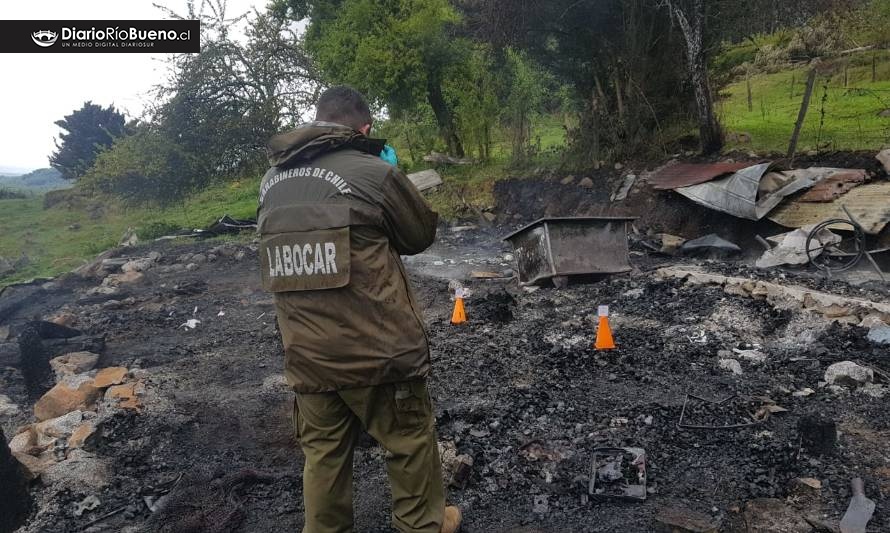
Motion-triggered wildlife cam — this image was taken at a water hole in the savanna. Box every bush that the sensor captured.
[79,130,206,207]
[0,189,26,200]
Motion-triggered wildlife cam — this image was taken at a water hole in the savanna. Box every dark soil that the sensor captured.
[2,222,889,532]
[4,151,890,532]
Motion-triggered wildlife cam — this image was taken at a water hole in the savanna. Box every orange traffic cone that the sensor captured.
[451,296,467,325]
[594,305,615,350]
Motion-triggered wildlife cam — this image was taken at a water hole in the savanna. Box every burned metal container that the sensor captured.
[503,217,635,285]
[589,447,647,501]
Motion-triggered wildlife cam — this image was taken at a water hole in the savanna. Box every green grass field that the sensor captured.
[719,50,890,152]
[0,179,261,285]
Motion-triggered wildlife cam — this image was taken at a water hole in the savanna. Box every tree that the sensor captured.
[277,0,468,156]
[79,126,203,206]
[50,102,127,180]
[662,0,723,154]
[444,43,499,161]
[500,48,552,165]
[153,0,320,177]
[459,0,695,163]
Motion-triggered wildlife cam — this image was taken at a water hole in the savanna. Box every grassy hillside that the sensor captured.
[0,179,260,285]
[0,168,69,192]
[719,50,890,152]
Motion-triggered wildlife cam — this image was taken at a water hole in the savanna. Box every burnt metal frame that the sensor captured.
[588,447,647,501]
[677,393,758,430]
[503,216,637,284]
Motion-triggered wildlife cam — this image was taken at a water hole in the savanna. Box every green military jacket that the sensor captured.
[257,121,438,393]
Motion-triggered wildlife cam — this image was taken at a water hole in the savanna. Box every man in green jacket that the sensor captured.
[257,85,461,533]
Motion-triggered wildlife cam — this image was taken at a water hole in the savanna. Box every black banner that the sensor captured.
[0,20,200,53]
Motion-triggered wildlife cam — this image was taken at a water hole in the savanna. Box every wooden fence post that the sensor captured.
[787,68,817,160]
[746,72,753,112]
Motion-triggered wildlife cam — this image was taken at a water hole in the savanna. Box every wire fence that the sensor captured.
[720,68,890,153]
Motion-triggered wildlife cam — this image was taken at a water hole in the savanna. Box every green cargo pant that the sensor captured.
[294,379,445,533]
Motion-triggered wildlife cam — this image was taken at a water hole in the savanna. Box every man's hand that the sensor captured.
[380,145,398,166]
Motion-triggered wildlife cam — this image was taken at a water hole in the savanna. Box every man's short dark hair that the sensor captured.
[315,85,372,131]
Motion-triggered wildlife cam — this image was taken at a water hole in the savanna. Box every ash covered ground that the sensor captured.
[2,218,890,532]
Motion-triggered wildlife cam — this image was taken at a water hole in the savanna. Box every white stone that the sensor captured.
[121,257,154,273]
[858,384,888,398]
[867,324,890,346]
[0,393,20,416]
[877,148,890,173]
[262,374,288,392]
[8,429,35,454]
[859,314,888,329]
[718,359,743,375]
[42,449,110,489]
[50,352,100,380]
[824,361,873,388]
[35,410,84,440]
[732,348,767,364]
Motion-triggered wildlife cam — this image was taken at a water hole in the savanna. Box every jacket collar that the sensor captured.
[266,121,386,168]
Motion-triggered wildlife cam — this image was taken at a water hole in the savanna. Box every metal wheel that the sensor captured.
[805,218,865,272]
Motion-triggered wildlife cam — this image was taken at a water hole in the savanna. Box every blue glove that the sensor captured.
[380,145,398,166]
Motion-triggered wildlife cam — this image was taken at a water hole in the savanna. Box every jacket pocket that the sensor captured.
[393,381,429,434]
[291,396,301,442]
[260,227,351,292]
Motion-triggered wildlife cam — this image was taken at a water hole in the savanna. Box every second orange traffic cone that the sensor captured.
[595,305,615,350]
[451,288,467,325]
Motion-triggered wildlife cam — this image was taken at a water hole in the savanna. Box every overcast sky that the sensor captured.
[0,0,266,172]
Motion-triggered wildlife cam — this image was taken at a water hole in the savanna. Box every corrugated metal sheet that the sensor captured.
[797,169,866,202]
[673,165,863,221]
[673,163,810,220]
[649,162,753,190]
[767,180,890,235]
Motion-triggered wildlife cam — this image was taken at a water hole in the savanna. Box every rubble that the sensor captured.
[8,427,37,455]
[718,358,743,375]
[656,266,890,321]
[679,234,741,256]
[406,169,443,192]
[656,233,686,255]
[824,361,874,388]
[732,347,767,364]
[767,180,890,235]
[102,270,144,287]
[742,498,811,532]
[34,409,84,440]
[3,214,890,531]
[877,148,890,173]
[755,226,840,269]
[0,393,21,416]
[121,257,156,273]
[68,420,100,449]
[789,477,822,508]
[654,504,720,533]
[105,382,142,410]
[93,366,128,387]
[49,351,100,379]
[73,495,101,517]
[42,449,111,490]
[867,324,890,345]
[34,379,101,421]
